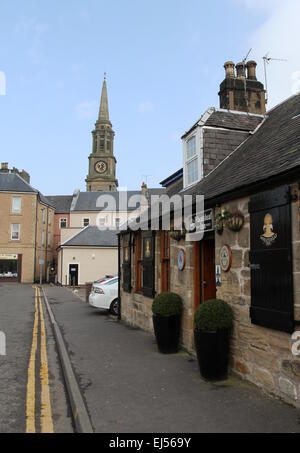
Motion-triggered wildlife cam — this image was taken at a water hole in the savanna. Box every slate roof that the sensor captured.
[182,93,300,202]
[72,189,166,212]
[205,110,263,132]
[62,226,118,247]
[160,169,183,187]
[0,172,36,193]
[182,108,263,139]
[0,172,54,208]
[45,195,73,213]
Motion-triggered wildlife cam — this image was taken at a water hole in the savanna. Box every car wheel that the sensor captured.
[109,299,119,316]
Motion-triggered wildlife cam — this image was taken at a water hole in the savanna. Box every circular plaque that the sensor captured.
[177,249,186,271]
[220,245,232,272]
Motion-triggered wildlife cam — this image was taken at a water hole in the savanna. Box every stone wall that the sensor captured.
[121,233,195,351]
[215,187,300,407]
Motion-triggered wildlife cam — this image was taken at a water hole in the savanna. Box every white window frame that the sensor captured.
[12,196,22,214]
[98,217,105,228]
[11,224,20,241]
[183,127,203,189]
[60,218,67,229]
[83,218,90,227]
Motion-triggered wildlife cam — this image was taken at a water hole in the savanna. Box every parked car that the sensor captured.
[94,275,115,284]
[89,276,119,315]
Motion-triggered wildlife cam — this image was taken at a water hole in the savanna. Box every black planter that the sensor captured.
[153,314,181,354]
[194,329,230,380]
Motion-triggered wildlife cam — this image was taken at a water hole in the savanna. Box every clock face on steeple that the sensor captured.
[94,160,108,174]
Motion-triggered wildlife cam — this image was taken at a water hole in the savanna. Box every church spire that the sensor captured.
[98,75,110,122]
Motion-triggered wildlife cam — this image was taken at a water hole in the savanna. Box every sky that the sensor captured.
[0,0,299,195]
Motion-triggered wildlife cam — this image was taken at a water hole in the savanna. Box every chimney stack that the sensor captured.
[219,59,266,115]
[1,162,8,171]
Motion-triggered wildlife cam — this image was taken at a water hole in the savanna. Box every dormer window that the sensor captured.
[184,133,200,188]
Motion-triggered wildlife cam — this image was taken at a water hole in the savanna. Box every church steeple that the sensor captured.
[98,76,110,122]
[85,76,118,192]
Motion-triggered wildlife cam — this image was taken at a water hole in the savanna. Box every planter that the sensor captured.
[194,328,230,380]
[153,314,181,354]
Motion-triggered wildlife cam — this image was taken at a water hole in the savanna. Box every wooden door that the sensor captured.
[194,237,216,309]
[249,185,294,333]
[201,239,216,303]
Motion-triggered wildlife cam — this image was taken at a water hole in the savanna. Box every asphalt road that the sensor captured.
[44,285,300,433]
[0,283,73,433]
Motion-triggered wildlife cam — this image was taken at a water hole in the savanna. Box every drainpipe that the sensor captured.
[118,233,121,321]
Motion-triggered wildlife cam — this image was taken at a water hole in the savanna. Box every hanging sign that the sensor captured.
[177,249,186,271]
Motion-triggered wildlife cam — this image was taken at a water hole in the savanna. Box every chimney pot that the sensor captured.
[236,62,246,78]
[246,60,257,80]
[224,61,235,78]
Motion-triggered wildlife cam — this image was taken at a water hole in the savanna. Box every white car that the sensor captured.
[89,276,119,316]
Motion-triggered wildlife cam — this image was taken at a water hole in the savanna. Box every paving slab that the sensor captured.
[44,285,300,433]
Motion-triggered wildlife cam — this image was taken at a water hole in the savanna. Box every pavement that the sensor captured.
[44,284,300,433]
[0,283,73,433]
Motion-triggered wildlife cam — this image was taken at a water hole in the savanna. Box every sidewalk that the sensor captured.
[44,285,300,433]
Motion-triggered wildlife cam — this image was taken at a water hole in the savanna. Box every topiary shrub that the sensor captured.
[152,293,183,317]
[194,299,233,332]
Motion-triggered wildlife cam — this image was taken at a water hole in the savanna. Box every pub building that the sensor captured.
[119,61,300,407]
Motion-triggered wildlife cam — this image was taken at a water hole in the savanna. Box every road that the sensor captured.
[0,283,73,433]
[0,282,300,433]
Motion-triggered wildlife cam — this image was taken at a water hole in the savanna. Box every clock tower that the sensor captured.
[86,77,118,192]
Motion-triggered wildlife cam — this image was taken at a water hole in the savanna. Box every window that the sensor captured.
[83,218,90,227]
[42,209,45,224]
[135,232,142,293]
[12,197,22,214]
[60,218,67,229]
[160,231,170,292]
[184,134,199,187]
[48,212,51,225]
[142,232,155,298]
[48,232,51,247]
[187,158,198,186]
[115,218,120,229]
[11,224,20,240]
[98,218,105,228]
[122,234,132,293]
[186,136,196,160]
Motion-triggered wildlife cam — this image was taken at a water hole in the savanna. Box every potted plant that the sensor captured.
[194,299,233,380]
[152,293,183,354]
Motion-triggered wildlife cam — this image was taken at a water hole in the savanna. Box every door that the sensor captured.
[201,239,216,303]
[194,236,216,309]
[249,185,294,333]
[69,264,79,286]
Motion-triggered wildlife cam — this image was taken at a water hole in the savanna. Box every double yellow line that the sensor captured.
[26,286,54,433]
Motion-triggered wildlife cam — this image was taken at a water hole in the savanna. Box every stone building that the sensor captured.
[0,167,54,283]
[119,62,300,407]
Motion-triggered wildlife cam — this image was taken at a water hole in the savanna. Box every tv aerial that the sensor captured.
[263,53,287,103]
